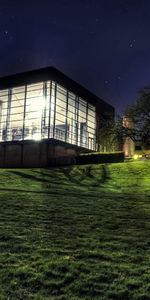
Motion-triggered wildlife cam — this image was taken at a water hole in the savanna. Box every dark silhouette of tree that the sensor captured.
[97,112,123,152]
[125,89,150,148]
[97,89,150,152]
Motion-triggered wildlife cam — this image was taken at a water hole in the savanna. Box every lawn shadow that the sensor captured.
[0,187,98,199]
[9,170,51,184]
[100,164,110,183]
[61,164,111,187]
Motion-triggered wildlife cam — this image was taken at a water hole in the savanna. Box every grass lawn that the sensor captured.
[0,160,150,300]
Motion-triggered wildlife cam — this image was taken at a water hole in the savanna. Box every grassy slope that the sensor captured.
[0,161,150,300]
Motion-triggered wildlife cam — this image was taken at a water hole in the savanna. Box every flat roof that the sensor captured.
[0,66,114,114]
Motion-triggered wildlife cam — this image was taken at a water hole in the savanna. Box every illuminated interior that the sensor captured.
[0,81,96,150]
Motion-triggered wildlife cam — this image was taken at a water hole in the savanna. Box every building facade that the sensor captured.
[0,80,96,150]
[0,67,114,167]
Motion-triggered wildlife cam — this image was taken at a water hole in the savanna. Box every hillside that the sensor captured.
[0,161,150,300]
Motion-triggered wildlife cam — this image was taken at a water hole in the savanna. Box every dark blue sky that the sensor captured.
[0,0,150,114]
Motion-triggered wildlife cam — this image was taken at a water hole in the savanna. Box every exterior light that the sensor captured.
[133,154,142,159]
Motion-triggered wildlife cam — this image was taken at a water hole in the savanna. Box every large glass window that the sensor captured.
[68,92,76,145]
[9,86,25,141]
[0,90,8,141]
[55,85,67,141]
[25,83,44,140]
[78,98,87,147]
[87,104,96,150]
[0,81,96,149]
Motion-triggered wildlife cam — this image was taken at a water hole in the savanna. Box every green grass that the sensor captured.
[0,161,150,300]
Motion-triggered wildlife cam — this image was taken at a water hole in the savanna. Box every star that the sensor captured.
[129,39,136,48]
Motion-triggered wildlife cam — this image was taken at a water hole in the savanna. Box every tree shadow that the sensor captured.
[61,164,111,186]
[0,187,98,199]
[100,164,110,184]
[9,171,50,184]
[31,169,55,178]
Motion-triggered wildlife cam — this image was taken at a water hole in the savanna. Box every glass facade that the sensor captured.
[0,81,96,150]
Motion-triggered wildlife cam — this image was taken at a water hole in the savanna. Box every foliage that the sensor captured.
[0,162,150,299]
[98,89,150,151]
[125,89,150,147]
[77,151,124,164]
[80,151,123,155]
[97,112,124,151]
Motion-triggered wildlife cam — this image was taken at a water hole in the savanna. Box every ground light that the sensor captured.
[133,154,142,159]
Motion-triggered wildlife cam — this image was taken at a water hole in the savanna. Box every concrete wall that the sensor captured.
[0,139,77,168]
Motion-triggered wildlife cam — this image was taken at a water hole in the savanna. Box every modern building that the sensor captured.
[0,67,114,167]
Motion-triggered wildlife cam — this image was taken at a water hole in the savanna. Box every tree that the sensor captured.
[97,112,123,152]
[125,88,150,148]
[97,89,150,152]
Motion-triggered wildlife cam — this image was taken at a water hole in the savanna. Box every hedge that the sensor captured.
[48,152,124,167]
[76,152,124,165]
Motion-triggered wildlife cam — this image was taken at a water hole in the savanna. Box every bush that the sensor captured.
[76,152,124,165]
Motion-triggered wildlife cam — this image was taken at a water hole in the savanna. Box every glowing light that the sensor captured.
[33,133,41,140]
[133,154,143,159]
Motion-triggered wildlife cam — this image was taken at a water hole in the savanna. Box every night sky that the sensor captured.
[0,0,150,114]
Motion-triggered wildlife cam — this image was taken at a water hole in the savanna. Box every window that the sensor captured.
[0,82,96,149]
